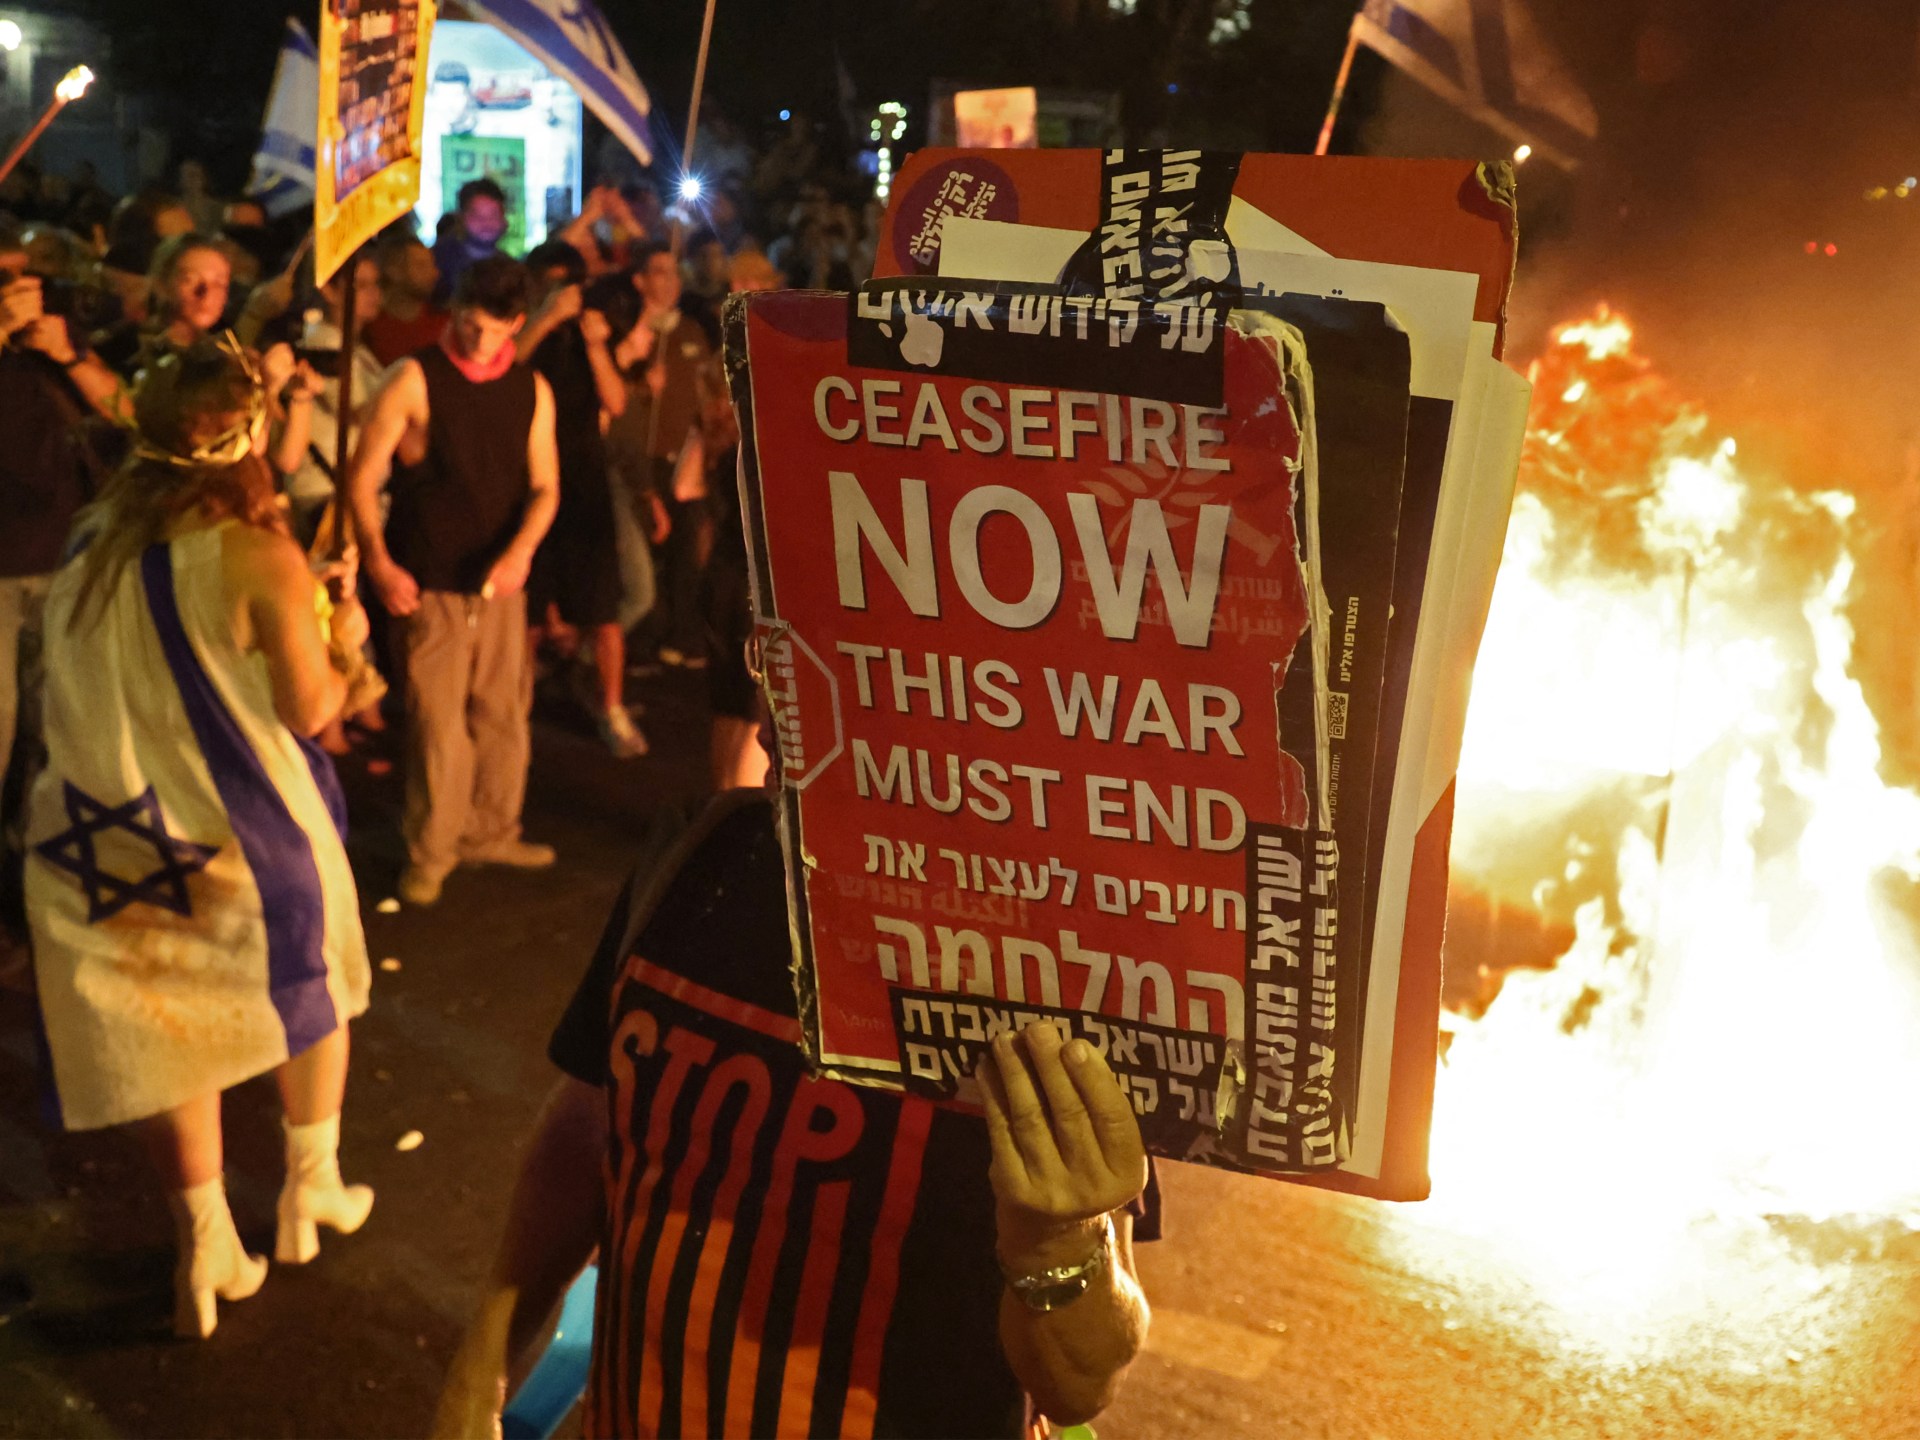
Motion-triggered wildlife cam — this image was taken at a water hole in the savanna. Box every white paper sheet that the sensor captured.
[933,216,1519,1181]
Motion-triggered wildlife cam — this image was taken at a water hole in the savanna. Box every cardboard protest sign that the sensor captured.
[878,149,1517,332]
[888,149,1525,1199]
[1243,295,1412,1140]
[315,0,437,285]
[728,287,1390,1173]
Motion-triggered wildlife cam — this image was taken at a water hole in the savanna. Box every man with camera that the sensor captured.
[0,243,122,967]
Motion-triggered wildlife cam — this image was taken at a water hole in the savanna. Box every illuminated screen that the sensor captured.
[953,87,1039,149]
[414,19,582,254]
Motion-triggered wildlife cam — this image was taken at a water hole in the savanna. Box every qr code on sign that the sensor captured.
[1328,690,1350,740]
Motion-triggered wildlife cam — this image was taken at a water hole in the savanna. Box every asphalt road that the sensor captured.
[3,668,1918,1439]
[1102,1165,1920,1440]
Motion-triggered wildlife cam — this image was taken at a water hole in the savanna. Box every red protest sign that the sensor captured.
[734,290,1349,1173]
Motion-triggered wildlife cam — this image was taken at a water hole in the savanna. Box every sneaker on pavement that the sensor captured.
[397,866,447,907]
[462,839,557,869]
[599,706,650,759]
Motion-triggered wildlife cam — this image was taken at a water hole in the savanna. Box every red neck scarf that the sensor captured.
[439,323,516,383]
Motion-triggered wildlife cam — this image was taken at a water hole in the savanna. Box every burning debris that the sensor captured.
[1391,307,1920,1355]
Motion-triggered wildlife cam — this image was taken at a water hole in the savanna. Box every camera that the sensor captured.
[0,265,123,335]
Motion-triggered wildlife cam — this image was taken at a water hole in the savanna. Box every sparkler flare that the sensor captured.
[0,63,97,189]
[55,65,94,103]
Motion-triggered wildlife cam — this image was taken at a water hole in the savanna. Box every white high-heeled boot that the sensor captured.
[168,1176,268,1339]
[275,1114,374,1264]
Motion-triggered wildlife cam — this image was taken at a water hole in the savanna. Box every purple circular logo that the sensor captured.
[890,158,1021,276]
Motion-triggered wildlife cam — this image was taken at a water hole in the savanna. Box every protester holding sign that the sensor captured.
[433,793,1152,1439]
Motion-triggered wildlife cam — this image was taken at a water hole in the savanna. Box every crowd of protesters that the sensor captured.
[0,127,1154,1438]
[0,136,880,809]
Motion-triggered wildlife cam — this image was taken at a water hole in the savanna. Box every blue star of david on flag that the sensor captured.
[35,782,221,923]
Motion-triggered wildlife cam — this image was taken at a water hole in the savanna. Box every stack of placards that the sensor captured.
[723,149,1530,1201]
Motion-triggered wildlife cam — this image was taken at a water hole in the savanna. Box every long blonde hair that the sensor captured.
[69,338,286,628]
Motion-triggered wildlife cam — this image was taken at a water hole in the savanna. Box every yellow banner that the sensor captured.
[314,0,437,286]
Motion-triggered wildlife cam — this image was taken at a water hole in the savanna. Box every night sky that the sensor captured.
[66,0,1920,474]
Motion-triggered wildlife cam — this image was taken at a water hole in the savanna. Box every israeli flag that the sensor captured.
[1355,0,1598,167]
[246,18,319,217]
[457,0,654,164]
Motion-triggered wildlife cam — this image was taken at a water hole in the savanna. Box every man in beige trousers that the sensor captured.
[346,256,560,907]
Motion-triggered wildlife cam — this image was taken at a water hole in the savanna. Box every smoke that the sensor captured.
[1358,0,1920,779]
[1361,0,1920,469]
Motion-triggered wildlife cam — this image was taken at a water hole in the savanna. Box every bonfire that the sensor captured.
[1388,307,1920,1357]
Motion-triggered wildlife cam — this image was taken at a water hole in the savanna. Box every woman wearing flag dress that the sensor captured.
[25,337,375,1338]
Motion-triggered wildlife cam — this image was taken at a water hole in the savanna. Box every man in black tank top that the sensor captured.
[343,257,561,908]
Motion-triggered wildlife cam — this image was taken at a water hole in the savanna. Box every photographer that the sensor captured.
[1,250,128,424]
[0,243,116,946]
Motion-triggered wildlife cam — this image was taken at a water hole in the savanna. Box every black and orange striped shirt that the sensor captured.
[550,799,1031,1438]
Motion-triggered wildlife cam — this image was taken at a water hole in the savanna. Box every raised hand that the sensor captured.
[976,1021,1148,1270]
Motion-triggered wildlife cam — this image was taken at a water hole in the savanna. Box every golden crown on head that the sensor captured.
[129,331,270,470]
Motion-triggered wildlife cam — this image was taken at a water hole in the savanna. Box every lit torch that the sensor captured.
[0,65,96,189]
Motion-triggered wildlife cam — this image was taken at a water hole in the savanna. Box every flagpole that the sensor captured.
[670,0,720,261]
[648,0,720,459]
[331,258,358,563]
[1315,11,1364,156]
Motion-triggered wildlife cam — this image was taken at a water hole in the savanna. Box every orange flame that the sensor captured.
[1385,308,1920,1359]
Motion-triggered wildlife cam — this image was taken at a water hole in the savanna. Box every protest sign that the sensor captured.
[315,0,437,285]
[729,288,1378,1174]
[880,149,1525,1199]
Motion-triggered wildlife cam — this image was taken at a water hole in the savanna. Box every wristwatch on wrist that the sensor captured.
[1001,1213,1114,1313]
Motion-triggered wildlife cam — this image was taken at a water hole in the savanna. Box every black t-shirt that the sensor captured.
[385,345,537,594]
[532,325,610,485]
[550,797,1158,1440]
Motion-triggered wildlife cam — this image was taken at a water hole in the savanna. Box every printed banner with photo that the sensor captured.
[315,0,438,285]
